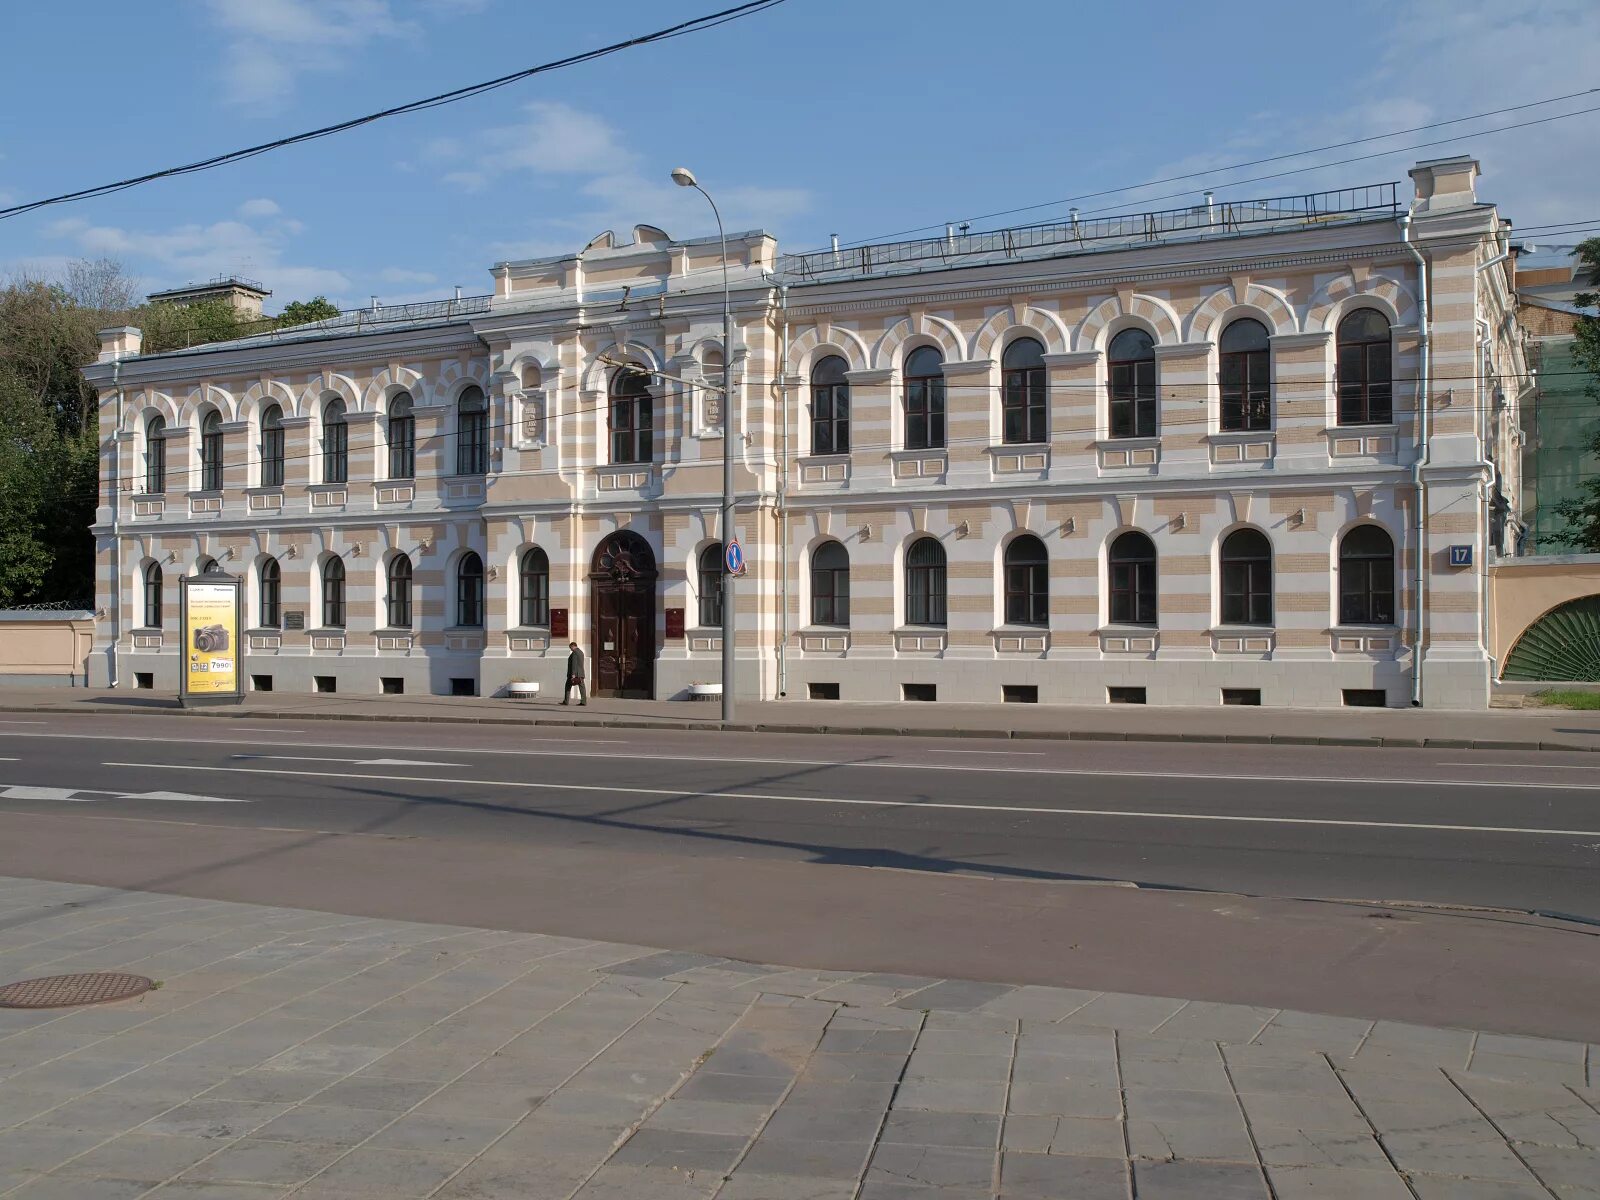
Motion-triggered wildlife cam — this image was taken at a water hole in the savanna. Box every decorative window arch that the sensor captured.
[1003,534,1049,626]
[259,557,281,628]
[261,404,285,488]
[1336,309,1392,425]
[1108,329,1157,439]
[701,347,725,428]
[1002,338,1047,445]
[145,416,167,495]
[456,385,488,475]
[904,346,946,450]
[322,398,348,484]
[811,541,850,627]
[387,553,413,629]
[388,392,415,480]
[905,537,947,627]
[697,543,723,628]
[1338,525,1395,625]
[456,552,485,627]
[1219,319,1271,432]
[811,355,850,455]
[143,562,163,628]
[519,547,549,627]
[200,409,224,491]
[1220,528,1273,625]
[321,556,346,628]
[610,368,653,464]
[197,557,218,575]
[1109,531,1157,625]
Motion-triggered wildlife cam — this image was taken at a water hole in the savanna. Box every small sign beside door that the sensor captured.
[665,607,685,639]
[550,608,568,637]
[1448,545,1474,568]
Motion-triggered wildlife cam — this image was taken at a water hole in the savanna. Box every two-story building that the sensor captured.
[83,155,1526,708]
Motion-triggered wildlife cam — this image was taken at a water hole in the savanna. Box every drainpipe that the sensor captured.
[1400,214,1430,706]
[108,358,122,689]
[775,281,791,699]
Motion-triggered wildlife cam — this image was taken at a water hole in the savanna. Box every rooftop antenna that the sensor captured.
[454,285,462,300]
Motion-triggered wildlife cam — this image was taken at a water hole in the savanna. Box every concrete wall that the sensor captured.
[0,612,96,686]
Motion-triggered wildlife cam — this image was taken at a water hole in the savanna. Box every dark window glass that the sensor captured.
[387,554,413,629]
[456,386,488,475]
[1339,525,1395,625]
[321,557,346,628]
[811,541,850,626]
[698,543,723,627]
[323,400,348,484]
[904,346,946,450]
[261,405,285,488]
[200,410,224,491]
[1003,534,1049,626]
[1108,328,1157,439]
[145,417,166,494]
[1002,338,1047,445]
[260,557,281,628]
[457,552,484,627]
[1219,528,1273,625]
[905,537,947,626]
[811,355,851,455]
[1336,309,1392,425]
[1219,319,1271,432]
[610,369,654,464]
[388,392,415,480]
[144,563,163,628]
[1109,531,1157,625]
[519,547,549,627]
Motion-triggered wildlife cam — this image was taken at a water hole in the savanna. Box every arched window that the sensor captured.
[197,557,218,575]
[321,557,346,628]
[698,543,723,628]
[387,554,413,629]
[1109,531,1157,625]
[145,416,167,495]
[1339,526,1395,625]
[904,347,946,450]
[322,398,348,484]
[259,558,281,628]
[521,363,543,389]
[1336,309,1392,425]
[456,385,487,475]
[388,392,415,480]
[811,355,850,455]
[1003,534,1049,626]
[811,541,850,627]
[456,552,484,628]
[1108,329,1157,439]
[143,562,163,628]
[1219,529,1272,625]
[261,404,285,488]
[519,548,549,627]
[1219,319,1271,432]
[610,369,653,464]
[702,348,725,427]
[1002,338,1047,445]
[905,537,947,627]
[200,410,224,491]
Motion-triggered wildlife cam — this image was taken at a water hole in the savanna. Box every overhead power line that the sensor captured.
[0,0,786,221]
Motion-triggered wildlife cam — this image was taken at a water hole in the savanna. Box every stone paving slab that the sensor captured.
[0,875,1594,1198]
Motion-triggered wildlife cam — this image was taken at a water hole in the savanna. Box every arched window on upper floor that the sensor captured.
[1219,319,1271,432]
[259,557,281,629]
[1336,309,1392,425]
[811,541,850,627]
[609,368,653,464]
[1109,531,1157,625]
[905,537,947,627]
[698,543,723,628]
[1108,329,1157,439]
[388,392,415,481]
[1002,338,1047,445]
[1338,525,1395,625]
[519,548,549,627]
[1003,534,1049,626]
[811,355,850,455]
[322,398,348,484]
[261,404,285,488]
[387,554,413,629]
[1220,529,1273,625]
[456,385,488,475]
[145,416,167,495]
[200,410,224,492]
[904,346,946,450]
[456,552,485,628]
[143,562,163,628]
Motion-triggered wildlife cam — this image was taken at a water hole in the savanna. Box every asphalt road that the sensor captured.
[2,712,1599,1037]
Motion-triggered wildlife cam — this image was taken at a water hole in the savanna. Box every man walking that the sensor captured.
[562,640,587,706]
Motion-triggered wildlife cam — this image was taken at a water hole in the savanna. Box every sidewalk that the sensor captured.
[0,877,1594,1199]
[4,684,1600,752]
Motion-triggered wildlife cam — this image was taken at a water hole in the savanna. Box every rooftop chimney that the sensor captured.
[1408,156,1481,214]
[96,326,143,363]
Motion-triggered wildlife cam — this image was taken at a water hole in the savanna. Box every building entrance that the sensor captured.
[590,531,657,697]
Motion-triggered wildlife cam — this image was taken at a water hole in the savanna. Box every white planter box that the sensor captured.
[688,682,722,701]
[507,681,541,700]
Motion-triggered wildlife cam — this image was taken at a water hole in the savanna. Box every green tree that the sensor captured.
[136,297,248,354]
[277,296,340,328]
[1548,238,1600,552]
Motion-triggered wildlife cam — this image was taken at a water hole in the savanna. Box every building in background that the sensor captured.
[145,276,272,317]
[83,156,1527,709]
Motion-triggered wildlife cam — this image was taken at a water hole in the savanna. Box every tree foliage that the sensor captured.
[1548,238,1600,552]
[277,296,339,327]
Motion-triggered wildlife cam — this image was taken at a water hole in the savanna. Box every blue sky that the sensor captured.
[1,0,1596,311]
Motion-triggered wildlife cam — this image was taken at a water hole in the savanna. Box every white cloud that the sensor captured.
[237,198,281,219]
[203,0,414,106]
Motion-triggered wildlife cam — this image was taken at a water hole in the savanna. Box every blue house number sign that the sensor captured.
[1448,545,1473,568]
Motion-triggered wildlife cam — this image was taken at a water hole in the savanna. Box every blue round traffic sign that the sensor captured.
[724,538,746,576]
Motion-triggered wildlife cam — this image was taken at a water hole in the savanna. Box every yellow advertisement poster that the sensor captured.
[183,581,239,696]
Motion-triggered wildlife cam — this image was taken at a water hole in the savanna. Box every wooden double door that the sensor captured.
[590,531,657,698]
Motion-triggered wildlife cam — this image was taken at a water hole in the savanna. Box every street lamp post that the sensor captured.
[672,166,736,721]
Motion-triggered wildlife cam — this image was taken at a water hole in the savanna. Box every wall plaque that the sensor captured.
[665,607,685,639]
[549,608,568,638]
[283,611,306,631]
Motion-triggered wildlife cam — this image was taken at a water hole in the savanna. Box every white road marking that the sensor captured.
[928,749,1046,756]
[0,720,46,725]
[100,761,1600,839]
[233,755,457,767]
[0,784,246,804]
[1438,761,1599,770]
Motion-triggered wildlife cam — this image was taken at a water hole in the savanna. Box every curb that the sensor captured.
[0,702,1594,753]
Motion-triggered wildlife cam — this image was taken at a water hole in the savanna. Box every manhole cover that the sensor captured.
[0,972,155,1009]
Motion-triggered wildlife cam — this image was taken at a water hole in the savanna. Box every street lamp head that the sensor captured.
[670,166,698,189]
